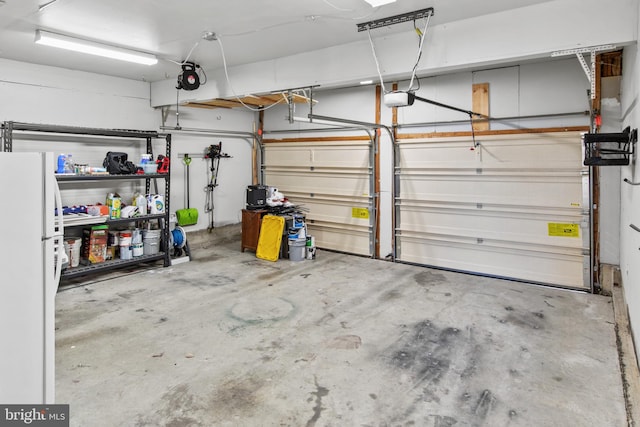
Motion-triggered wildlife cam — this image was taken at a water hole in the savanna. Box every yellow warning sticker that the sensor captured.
[548,223,580,238]
[352,207,369,219]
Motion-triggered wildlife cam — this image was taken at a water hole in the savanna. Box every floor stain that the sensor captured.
[429,414,458,426]
[504,310,545,330]
[116,289,146,299]
[414,271,447,287]
[326,334,362,350]
[209,376,265,418]
[136,384,203,427]
[305,377,329,427]
[380,289,403,301]
[390,321,461,385]
[228,297,296,324]
[473,389,496,421]
[204,274,236,287]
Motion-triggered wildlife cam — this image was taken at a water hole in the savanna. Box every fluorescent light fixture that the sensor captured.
[364,0,396,7]
[360,80,374,85]
[34,30,158,65]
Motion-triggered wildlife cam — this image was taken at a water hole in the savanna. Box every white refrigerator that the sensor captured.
[0,152,63,404]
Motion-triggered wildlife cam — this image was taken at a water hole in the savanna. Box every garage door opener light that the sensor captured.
[34,30,158,65]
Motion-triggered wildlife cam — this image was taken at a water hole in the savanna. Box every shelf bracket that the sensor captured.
[551,44,616,100]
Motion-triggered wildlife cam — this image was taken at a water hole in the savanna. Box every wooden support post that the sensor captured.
[472,83,490,131]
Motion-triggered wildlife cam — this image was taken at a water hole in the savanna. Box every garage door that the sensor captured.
[262,139,374,256]
[395,131,590,290]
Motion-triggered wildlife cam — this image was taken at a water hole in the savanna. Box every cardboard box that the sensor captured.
[81,224,109,265]
[87,204,109,216]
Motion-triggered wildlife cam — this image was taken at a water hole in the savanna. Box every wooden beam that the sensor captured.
[396,126,590,139]
[472,83,490,131]
[262,135,371,143]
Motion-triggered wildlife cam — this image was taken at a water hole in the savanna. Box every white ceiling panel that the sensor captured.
[0,0,554,82]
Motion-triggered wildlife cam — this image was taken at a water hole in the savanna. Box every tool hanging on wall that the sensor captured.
[203,142,231,232]
[175,154,199,226]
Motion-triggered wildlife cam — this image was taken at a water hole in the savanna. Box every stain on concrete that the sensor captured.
[57,326,125,347]
[421,387,441,403]
[228,297,296,325]
[204,274,236,287]
[305,377,329,427]
[390,321,461,385]
[136,384,203,427]
[380,289,403,301]
[209,376,265,418]
[117,289,146,299]
[258,271,283,281]
[429,414,458,426]
[326,334,362,349]
[316,312,335,326]
[369,393,377,400]
[473,389,495,419]
[504,310,545,330]
[414,271,447,287]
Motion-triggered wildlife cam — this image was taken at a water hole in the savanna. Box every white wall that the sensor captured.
[162,106,256,229]
[0,58,155,129]
[0,58,257,232]
[620,1,640,364]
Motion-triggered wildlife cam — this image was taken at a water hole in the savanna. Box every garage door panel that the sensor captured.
[264,170,370,198]
[397,236,586,288]
[264,142,370,168]
[398,134,583,170]
[396,131,589,289]
[398,175,584,208]
[284,195,371,227]
[308,222,370,256]
[397,207,585,248]
[263,140,374,257]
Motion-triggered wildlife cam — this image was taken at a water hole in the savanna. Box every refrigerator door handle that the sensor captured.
[52,177,64,293]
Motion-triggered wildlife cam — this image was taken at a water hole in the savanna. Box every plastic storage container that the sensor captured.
[288,237,306,262]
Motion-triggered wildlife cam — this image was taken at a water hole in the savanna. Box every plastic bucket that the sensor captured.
[63,238,82,268]
[288,238,306,262]
[132,243,144,257]
[143,229,162,255]
[119,231,132,260]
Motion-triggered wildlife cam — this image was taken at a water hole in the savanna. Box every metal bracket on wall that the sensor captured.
[551,45,616,100]
[357,7,434,32]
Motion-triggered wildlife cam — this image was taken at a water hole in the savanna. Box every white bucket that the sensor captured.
[132,242,144,257]
[143,228,162,255]
[63,238,82,268]
[288,238,306,262]
[119,231,133,260]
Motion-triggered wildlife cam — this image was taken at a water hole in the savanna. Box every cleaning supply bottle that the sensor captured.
[57,154,66,174]
[64,154,74,174]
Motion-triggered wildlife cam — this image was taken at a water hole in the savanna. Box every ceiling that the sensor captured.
[0,0,553,85]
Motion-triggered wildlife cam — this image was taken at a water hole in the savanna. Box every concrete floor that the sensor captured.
[56,225,628,427]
